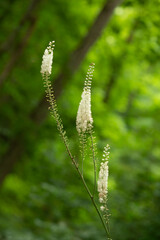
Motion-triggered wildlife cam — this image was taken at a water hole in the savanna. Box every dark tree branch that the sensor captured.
[0,17,37,87]
[0,0,17,24]
[0,0,42,87]
[0,0,42,55]
[0,0,123,186]
[68,0,124,72]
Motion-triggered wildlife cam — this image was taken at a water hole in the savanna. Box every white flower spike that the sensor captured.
[76,63,95,134]
[41,41,55,76]
[98,144,110,210]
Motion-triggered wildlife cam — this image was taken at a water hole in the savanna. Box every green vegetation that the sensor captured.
[0,0,160,239]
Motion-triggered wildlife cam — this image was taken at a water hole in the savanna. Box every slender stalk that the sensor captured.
[91,196,111,239]
[60,131,111,239]
[81,133,85,176]
[90,132,97,197]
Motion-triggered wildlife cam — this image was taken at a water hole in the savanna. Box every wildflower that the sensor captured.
[98,144,110,207]
[76,63,95,134]
[41,41,55,76]
[41,41,69,151]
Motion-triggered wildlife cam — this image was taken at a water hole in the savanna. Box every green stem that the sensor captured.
[90,132,97,197]
[62,137,111,239]
[81,134,85,176]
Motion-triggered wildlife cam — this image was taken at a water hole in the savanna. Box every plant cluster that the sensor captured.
[41,42,112,239]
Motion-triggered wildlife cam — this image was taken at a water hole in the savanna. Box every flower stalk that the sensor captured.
[41,42,111,240]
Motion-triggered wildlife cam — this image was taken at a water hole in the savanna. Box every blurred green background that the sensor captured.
[0,0,160,239]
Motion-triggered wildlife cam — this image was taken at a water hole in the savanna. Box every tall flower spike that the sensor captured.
[98,144,110,211]
[41,41,69,148]
[41,41,55,77]
[76,63,95,134]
